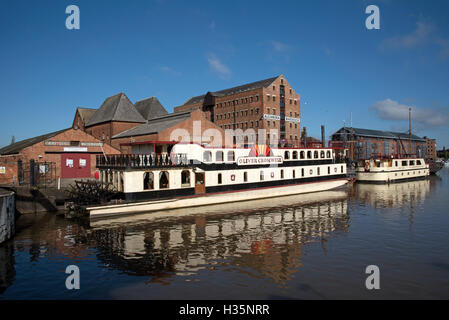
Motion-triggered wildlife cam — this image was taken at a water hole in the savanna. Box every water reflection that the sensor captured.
[89,190,350,284]
[0,241,15,294]
[353,179,431,208]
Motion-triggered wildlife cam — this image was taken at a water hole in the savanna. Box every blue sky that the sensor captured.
[1,0,448,148]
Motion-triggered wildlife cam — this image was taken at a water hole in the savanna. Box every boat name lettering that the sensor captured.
[237,156,283,166]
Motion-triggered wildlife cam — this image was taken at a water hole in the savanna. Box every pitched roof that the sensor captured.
[76,107,97,123]
[85,93,146,127]
[182,76,279,106]
[112,111,192,139]
[336,127,426,142]
[134,97,168,120]
[0,128,69,155]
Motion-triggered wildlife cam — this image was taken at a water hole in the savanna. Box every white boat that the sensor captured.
[87,143,349,219]
[355,157,429,183]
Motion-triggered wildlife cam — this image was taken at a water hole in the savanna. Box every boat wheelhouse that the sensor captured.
[88,143,348,218]
[356,157,429,183]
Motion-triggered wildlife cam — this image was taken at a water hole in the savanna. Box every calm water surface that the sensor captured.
[1,169,449,299]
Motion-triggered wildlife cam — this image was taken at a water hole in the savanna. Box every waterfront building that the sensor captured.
[174,75,301,147]
[329,127,427,161]
[0,128,120,184]
[424,136,437,160]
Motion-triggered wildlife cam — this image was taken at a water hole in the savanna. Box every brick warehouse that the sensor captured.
[174,75,301,146]
[0,128,120,185]
[330,127,428,161]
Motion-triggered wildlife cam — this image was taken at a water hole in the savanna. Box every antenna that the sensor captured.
[409,108,412,155]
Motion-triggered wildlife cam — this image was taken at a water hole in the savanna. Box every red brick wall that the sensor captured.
[0,154,24,184]
[85,121,142,147]
[0,128,121,184]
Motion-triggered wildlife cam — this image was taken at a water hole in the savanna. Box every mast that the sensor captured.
[409,108,412,155]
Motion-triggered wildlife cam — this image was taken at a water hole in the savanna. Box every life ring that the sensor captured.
[334,167,337,173]
[309,169,313,175]
[364,162,370,172]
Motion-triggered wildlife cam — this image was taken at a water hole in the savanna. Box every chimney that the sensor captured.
[321,125,325,147]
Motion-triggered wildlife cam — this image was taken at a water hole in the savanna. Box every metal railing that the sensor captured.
[96,153,190,169]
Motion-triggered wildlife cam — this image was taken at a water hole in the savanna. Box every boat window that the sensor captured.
[281,169,284,179]
[410,160,415,166]
[341,166,344,173]
[395,161,398,167]
[307,151,312,159]
[292,151,298,159]
[402,160,408,166]
[244,172,248,182]
[328,166,330,174]
[321,151,325,158]
[317,167,320,175]
[293,170,296,179]
[143,172,154,190]
[260,171,264,181]
[216,151,224,162]
[159,171,169,189]
[181,170,190,187]
[285,151,290,160]
[203,151,212,162]
[218,173,222,184]
[300,151,305,159]
[417,160,422,165]
[314,151,319,159]
[301,168,304,177]
[227,151,235,161]
[326,151,331,158]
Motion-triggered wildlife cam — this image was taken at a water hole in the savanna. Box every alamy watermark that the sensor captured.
[65,265,80,290]
[65,5,80,30]
[365,5,380,30]
[365,265,380,290]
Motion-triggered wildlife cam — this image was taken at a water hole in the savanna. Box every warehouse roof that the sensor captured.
[85,93,146,127]
[112,111,192,139]
[0,128,69,155]
[135,97,168,120]
[333,127,426,142]
[181,76,279,106]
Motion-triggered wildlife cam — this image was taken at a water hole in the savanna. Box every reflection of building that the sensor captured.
[330,127,427,161]
[354,179,430,208]
[91,193,349,284]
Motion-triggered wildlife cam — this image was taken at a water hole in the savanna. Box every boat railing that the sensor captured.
[96,153,190,169]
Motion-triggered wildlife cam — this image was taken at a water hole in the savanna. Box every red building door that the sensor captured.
[61,154,91,179]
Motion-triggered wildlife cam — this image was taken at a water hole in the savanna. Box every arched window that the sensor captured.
[293,151,298,159]
[314,151,319,159]
[203,151,212,162]
[227,151,235,161]
[284,151,290,160]
[159,171,169,189]
[326,151,331,158]
[307,151,312,159]
[216,151,224,162]
[181,170,190,187]
[320,151,325,158]
[300,151,305,159]
[143,172,154,190]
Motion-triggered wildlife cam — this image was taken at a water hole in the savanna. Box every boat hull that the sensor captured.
[356,168,429,183]
[88,178,348,219]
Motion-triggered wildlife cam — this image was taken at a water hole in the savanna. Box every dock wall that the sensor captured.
[0,191,15,244]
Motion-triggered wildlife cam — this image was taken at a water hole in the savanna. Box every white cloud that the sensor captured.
[207,54,231,79]
[270,41,289,52]
[381,21,434,50]
[159,66,181,77]
[371,98,449,128]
